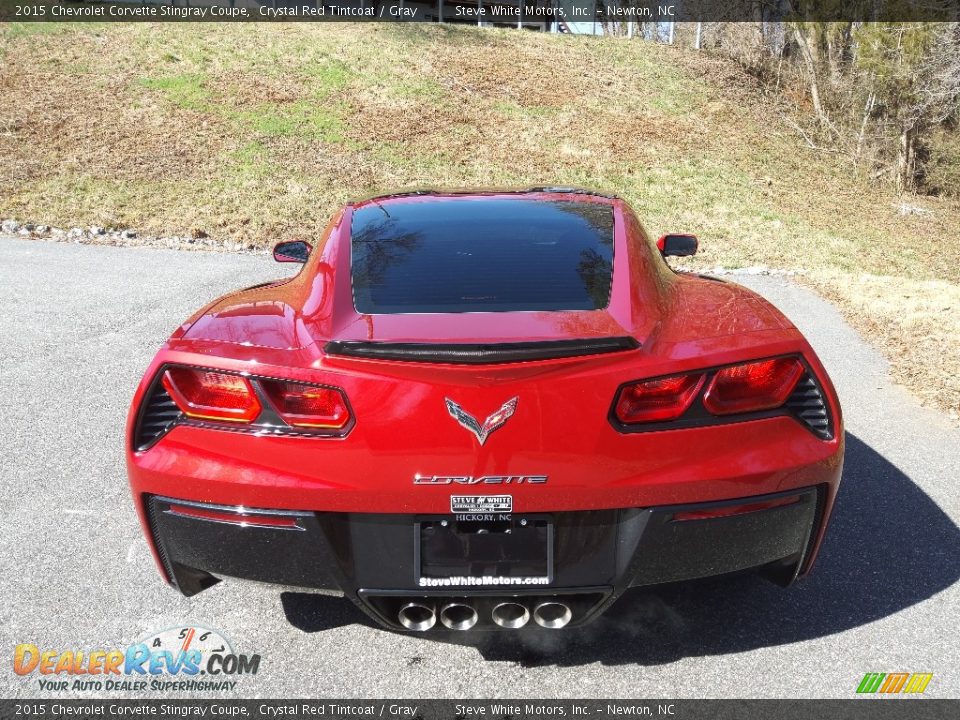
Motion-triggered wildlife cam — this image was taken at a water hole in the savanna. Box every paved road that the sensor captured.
[1,237,958,699]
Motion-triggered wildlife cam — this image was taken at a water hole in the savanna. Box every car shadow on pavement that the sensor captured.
[280,592,375,632]
[280,432,960,666]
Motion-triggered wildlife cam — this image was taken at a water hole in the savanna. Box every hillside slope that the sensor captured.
[1,23,957,414]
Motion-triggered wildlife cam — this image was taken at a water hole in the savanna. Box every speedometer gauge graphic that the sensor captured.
[138,625,233,657]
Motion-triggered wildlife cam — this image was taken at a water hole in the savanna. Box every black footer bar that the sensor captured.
[1,700,957,720]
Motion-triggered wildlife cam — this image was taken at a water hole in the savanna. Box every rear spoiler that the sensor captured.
[323,337,640,364]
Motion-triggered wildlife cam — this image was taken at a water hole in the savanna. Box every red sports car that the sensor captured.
[126,188,843,632]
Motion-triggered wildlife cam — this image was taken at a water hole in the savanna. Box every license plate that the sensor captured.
[450,494,512,514]
[417,514,553,587]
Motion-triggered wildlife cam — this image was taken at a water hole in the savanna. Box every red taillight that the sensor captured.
[162,368,261,423]
[702,357,803,416]
[261,379,351,429]
[615,373,706,424]
[169,504,301,529]
[673,495,800,522]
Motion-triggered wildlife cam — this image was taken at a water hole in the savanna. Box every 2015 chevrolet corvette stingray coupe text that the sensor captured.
[126,188,843,632]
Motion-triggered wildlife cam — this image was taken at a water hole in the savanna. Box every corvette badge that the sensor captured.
[444,396,518,446]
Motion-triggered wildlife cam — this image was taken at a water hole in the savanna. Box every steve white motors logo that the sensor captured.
[450,495,512,514]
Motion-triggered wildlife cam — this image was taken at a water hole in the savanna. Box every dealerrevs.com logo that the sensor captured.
[13,626,260,693]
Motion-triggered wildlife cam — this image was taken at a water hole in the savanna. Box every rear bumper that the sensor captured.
[144,485,825,630]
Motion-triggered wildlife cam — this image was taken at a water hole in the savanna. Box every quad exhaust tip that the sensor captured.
[439,602,479,631]
[398,602,436,632]
[533,601,572,629]
[398,599,572,631]
[492,602,530,629]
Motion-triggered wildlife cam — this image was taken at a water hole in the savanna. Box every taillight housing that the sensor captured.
[611,355,826,436]
[136,365,353,450]
[615,373,706,424]
[702,357,804,416]
[162,367,261,423]
[261,379,351,430]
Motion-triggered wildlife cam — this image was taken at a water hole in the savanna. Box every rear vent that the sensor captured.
[134,381,182,451]
[145,495,176,582]
[786,374,832,440]
[324,337,640,364]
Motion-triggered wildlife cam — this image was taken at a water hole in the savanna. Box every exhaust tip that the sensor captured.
[492,602,530,629]
[439,602,479,631]
[398,602,436,631]
[533,601,572,629]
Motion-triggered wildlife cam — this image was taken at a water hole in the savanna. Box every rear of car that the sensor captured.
[126,189,843,631]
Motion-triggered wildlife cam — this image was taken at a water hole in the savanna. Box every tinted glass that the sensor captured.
[351,198,614,313]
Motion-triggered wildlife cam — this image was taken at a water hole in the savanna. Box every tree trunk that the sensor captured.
[790,24,830,130]
[896,125,916,195]
[855,91,875,161]
[826,30,841,82]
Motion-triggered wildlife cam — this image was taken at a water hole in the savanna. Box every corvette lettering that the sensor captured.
[413,475,547,485]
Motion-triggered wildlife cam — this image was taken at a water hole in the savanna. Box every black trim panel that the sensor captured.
[146,495,341,597]
[785,374,833,439]
[324,337,640,364]
[133,376,182,452]
[145,488,822,625]
[625,487,820,588]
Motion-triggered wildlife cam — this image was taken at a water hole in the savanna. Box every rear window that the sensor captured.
[350,198,615,314]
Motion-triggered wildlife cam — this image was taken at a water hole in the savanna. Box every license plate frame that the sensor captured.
[415,514,553,588]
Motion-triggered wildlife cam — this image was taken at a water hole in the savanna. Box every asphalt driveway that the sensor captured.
[1,236,957,698]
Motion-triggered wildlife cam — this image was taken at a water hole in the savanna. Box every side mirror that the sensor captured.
[657,234,698,257]
[273,240,312,263]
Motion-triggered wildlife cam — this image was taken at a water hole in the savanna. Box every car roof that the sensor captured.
[349,186,619,208]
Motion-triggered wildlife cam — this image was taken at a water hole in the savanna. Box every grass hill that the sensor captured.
[1,22,957,415]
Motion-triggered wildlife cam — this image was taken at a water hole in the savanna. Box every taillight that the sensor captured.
[673,495,800,522]
[162,367,261,423]
[703,357,804,416]
[261,379,351,429]
[615,372,706,424]
[168,504,302,529]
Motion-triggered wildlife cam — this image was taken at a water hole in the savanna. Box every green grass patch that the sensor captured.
[301,59,355,95]
[225,141,276,182]
[138,74,211,111]
[137,72,347,143]
[231,100,345,142]
[390,77,449,102]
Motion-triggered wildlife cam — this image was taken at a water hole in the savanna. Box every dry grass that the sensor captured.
[1,22,958,415]
[807,272,960,418]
